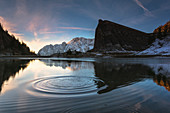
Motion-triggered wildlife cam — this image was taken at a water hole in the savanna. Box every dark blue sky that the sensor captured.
[0,0,170,52]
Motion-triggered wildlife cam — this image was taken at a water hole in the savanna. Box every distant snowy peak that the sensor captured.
[66,37,94,53]
[67,37,94,44]
[38,37,94,56]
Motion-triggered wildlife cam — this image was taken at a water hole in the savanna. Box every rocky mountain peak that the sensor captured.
[38,37,94,56]
[93,19,154,52]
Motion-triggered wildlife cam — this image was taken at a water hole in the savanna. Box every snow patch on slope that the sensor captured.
[138,36,170,55]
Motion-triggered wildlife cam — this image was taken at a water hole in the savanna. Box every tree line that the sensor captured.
[0,23,35,55]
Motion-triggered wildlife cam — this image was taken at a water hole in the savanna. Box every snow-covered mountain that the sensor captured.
[38,37,94,56]
[137,36,170,55]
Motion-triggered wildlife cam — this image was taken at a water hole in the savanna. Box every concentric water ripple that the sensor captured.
[1,79,170,113]
[27,76,107,97]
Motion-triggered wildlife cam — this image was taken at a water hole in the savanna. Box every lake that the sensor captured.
[0,57,170,113]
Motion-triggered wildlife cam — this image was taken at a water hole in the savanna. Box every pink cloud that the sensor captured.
[27,15,64,37]
[27,16,39,33]
[0,16,24,39]
[33,32,38,38]
[27,15,45,37]
[0,16,16,32]
[57,27,94,31]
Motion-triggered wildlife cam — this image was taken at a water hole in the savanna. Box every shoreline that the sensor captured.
[0,54,170,58]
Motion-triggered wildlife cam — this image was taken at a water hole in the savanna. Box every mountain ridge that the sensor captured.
[38,37,94,56]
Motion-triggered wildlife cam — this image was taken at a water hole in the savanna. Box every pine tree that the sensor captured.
[163,25,168,37]
[157,26,162,40]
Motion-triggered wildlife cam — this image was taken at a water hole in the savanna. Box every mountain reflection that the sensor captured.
[40,59,170,94]
[94,63,155,94]
[40,59,94,71]
[0,59,31,93]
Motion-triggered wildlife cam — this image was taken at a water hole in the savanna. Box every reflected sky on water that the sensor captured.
[0,57,170,113]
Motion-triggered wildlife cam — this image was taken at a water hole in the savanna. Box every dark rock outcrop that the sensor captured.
[0,23,35,55]
[93,19,154,52]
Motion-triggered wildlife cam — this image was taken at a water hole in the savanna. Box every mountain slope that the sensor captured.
[138,21,170,55]
[0,23,34,55]
[38,37,94,56]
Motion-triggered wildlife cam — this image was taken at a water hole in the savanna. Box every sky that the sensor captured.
[0,0,170,53]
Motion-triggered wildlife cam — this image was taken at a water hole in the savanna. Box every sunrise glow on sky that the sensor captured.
[0,0,170,52]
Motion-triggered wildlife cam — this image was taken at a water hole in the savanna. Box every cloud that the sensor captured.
[39,27,64,34]
[57,27,94,31]
[133,0,154,17]
[27,16,40,38]
[0,16,15,32]
[0,16,24,39]
[39,31,64,34]
[33,32,38,38]
[16,0,27,16]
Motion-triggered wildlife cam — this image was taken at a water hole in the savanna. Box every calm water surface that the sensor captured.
[0,57,170,113]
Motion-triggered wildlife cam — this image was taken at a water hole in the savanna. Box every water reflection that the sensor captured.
[0,59,31,93]
[1,58,170,113]
[94,63,153,94]
[40,59,94,71]
[154,75,170,91]
[40,59,170,94]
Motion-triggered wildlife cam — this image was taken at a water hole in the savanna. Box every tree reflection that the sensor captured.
[0,59,31,93]
[153,75,170,91]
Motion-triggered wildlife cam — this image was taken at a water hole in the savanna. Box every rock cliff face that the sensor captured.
[93,19,154,52]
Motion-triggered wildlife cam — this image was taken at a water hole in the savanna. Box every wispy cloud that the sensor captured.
[27,16,40,38]
[0,16,24,39]
[0,16,15,32]
[133,0,154,17]
[33,32,38,38]
[39,31,64,34]
[57,27,94,31]
[15,0,27,16]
